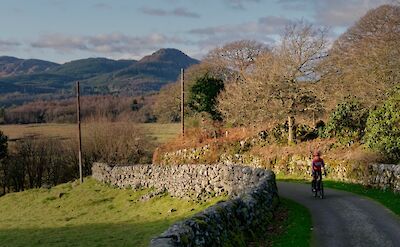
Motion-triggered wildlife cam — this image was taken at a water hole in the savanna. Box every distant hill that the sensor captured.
[0,56,59,77]
[84,48,199,93]
[0,49,199,106]
[49,57,136,79]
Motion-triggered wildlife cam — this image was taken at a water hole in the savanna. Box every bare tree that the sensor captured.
[325,4,400,107]
[273,21,329,142]
[205,40,269,81]
[217,21,329,143]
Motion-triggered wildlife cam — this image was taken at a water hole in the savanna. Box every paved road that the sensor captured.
[277,182,400,247]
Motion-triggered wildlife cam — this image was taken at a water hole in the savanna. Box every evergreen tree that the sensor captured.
[188,75,224,120]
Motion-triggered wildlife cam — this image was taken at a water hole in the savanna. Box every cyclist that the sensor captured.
[311,150,326,192]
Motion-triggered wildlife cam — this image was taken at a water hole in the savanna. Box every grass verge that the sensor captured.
[0,177,225,247]
[250,198,312,247]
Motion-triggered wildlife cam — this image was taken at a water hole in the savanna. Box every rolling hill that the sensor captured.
[0,56,59,77]
[84,48,199,93]
[0,49,199,106]
[49,57,136,79]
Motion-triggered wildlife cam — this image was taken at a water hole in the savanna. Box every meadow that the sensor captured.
[0,178,225,247]
[0,122,180,143]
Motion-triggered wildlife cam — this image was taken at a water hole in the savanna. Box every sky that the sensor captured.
[0,0,394,63]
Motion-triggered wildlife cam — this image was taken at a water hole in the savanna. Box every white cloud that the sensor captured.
[189,15,291,36]
[31,35,88,51]
[0,39,21,51]
[315,0,391,27]
[275,0,392,28]
[140,7,200,18]
[93,3,112,10]
[224,0,261,10]
[30,32,188,57]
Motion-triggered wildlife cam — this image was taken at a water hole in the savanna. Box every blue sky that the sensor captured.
[0,0,392,63]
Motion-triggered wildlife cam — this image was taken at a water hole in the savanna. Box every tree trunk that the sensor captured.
[288,115,294,144]
[312,111,316,127]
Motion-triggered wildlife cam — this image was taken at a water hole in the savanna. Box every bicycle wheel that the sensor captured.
[320,182,324,199]
[311,180,315,193]
[314,185,318,197]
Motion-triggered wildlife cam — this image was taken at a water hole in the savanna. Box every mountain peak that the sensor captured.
[139,48,198,64]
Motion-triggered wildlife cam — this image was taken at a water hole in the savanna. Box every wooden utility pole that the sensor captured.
[181,68,185,137]
[76,81,83,184]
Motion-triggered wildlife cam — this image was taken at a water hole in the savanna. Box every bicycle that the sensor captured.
[311,172,325,199]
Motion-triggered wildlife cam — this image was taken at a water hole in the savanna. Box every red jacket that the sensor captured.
[312,157,325,171]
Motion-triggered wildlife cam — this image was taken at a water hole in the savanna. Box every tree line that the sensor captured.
[0,123,154,196]
[1,95,156,124]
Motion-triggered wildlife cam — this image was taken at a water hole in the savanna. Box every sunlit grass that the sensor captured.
[271,198,312,247]
[141,123,180,143]
[0,177,225,247]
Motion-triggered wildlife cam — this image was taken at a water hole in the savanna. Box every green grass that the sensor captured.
[140,123,180,143]
[278,177,400,217]
[260,198,312,247]
[0,177,225,247]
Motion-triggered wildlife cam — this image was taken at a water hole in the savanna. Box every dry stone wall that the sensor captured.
[92,163,279,246]
[157,147,400,193]
[269,157,400,192]
[151,175,278,246]
[367,164,400,192]
[92,162,275,198]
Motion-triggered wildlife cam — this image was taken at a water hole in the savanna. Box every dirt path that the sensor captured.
[277,182,400,247]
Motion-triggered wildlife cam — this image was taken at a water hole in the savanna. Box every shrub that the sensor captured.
[0,131,8,195]
[295,124,318,142]
[364,93,400,163]
[269,122,286,144]
[0,131,7,160]
[188,75,224,120]
[0,122,156,195]
[315,120,326,138]
[269,122,317,143]
[325,101,369,143]
[83,122,155,165]
[6,137,77,191]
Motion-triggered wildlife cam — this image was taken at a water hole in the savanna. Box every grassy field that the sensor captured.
[0,123,180,143]
[142,123,180,143]
[0,178,225,247]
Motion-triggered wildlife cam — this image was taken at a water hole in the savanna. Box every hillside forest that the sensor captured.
[0,4,399,195]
